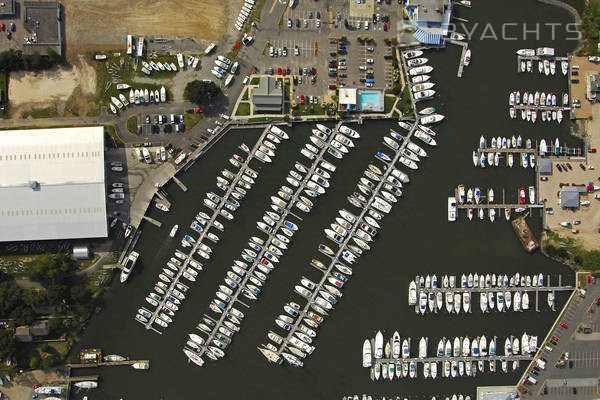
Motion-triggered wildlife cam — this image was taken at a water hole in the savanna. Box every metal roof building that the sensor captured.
[0,126,107,242]
[252,77,283,113]
[561,187,581,209]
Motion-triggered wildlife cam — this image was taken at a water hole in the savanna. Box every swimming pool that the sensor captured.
[360,90,383,112]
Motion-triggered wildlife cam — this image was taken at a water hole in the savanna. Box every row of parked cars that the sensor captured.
[140,113,185,135]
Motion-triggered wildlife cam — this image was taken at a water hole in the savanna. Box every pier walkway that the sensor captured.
[374,354,533,365]
[66,360,149,368]
[187,121,349,362]
[137,125,274,334]
[275,122,420,361]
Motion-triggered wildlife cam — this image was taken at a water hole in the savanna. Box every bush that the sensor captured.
[29,356,40,370]
[28,253,76,284]
[41,354,55,370]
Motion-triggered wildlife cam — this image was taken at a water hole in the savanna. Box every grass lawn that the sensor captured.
[293,103,325,116]
[235,102,251,116]
[242,87,249,101]
[21,106,58,119]
[392,110,400,119]
[250,77,260,85]
[184,112,204,130]
[92,52,172,115]
[104,125,125,147]
[384,95,397,114]
[126,115,138,135]
[544,230,600,271]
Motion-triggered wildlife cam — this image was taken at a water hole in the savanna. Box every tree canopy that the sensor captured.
[27,253,76,284]
[183,80,221,105]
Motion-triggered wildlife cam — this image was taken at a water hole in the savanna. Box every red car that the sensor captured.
[560,322,568,329]
[551,335,559,342]
[566,163,573,170]
[328,84,336,89]
[277,67,282,75]
[286,67,291,75]
[33,383,41,389]
[282,69,286,76]
[0,24,5,32]
[300,94,305,104]
[383,22,388,31]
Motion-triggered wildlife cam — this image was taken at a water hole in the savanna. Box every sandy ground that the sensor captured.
[540,105,600,250]
[64,0,229,49]
[0,369,62,400]
[569,55,599,119]
[9,55,97,117]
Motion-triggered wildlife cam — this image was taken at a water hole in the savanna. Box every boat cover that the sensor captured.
[413,29,442,45]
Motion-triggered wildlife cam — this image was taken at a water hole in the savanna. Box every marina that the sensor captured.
[263,86,443,366]
[183,122,356,365]
[409,273,572,314]
[135,124,285,334]
[66,1,580,398]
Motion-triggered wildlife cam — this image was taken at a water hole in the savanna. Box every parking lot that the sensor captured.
[519,277,600,399]
[136,112,187,136]
[249,0,399,106]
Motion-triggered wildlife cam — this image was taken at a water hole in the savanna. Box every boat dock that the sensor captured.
[142,215,162,228]
[374,354,533,365]
[138,124,275,334]
[453,187,543,210]
[274,122,421,363]
[477,146,539,154]
[185,121,351,362]
[516,55,569,73]
[172,176,188,192]
[513,104,570,112]
[445,39,469,78]
[66,360,149,368]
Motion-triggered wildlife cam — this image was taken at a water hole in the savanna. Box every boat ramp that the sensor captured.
[272,122,421,364]
[185,121,352,363]
[137,124,275,334]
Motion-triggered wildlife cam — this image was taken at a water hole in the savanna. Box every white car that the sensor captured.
[243,75,250,85]
[269,46,274,57]
[316,20,321,28]
[359,65,367,71]
[366,58,374,64]
[367,47,374,52]
[287,18,292,28]
[294,46,299,56]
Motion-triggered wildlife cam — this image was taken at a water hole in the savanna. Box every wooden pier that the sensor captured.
[142,216,162,228]
[477,146,539,154]
[173,176,188,192]
[274,122,421,362]
[66,359,149,368]
[513,104,570,112]
[444,39,469,78]
[138,125,275,334]
[516,55,569,74]
[412,275,571,295]
[186,121,350,362]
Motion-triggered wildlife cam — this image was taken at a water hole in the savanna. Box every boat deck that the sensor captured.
[185,121,350,362]
[274,122,421,363]
[137,125,274,334]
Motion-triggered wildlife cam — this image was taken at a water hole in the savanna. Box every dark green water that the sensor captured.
[75,1,578,398]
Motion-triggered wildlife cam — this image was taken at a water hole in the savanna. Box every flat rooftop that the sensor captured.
[0,126,107,242]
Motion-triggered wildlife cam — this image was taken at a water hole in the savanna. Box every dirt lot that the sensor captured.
[8,55,97,117]
[63,0,231,55]
[540,104,600,250]
[569,55,600,119]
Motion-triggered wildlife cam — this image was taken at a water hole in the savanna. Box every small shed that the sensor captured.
[539,158,552,175]
[30,320,50,337]
[15,326,32,342]
[73,245,90,260]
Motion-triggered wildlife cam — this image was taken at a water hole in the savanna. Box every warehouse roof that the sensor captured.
[0,126,107,242]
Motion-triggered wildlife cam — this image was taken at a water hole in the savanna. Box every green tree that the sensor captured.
[183,80,221,105]
[46,284,67,304]
[69,285,91,305]
[0,329,15,362]
[28,253,76,283]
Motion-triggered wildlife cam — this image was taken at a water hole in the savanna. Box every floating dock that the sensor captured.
[186,121,350,362]
[512,216,539,252]
[138,125,274,334]
[66,360,150,368]
[274,122,421,362]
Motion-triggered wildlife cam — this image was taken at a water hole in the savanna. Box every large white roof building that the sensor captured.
[0,126,108,242]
